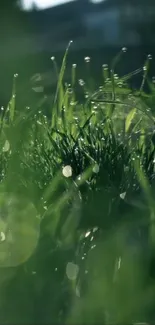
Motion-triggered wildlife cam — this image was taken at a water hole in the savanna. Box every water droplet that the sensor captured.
[120,192,126,200]
[72,63,77,68]
[3,140,10,153]
[66,262,79,280]
[102,64,108,70]
[69,40,73,44]
[62,165,72,178]
[143,66,147,71]
[84,56,91,63]
[93,164,99,173]
[122,47,127,53]
[78,79,85,86]
[32,86,44,93]
[75,285,80,297]
[37,120,42,125]
[85,230,91,238]
[51,56,55,61]
[93,227,98,232]
[32,271,36,275]
[124,166,129,172]
[117,257,121,269]
[0,232,5,242]
[67,87,73,94]
[148,54,152,60]
[1,107,4,111]
[14,73,18,78]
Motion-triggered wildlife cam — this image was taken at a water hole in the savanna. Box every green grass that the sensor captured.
[0,46,155,324]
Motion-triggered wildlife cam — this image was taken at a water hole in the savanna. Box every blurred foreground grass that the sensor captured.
[0,45,155,324]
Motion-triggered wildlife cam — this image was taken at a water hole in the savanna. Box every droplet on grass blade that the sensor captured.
[2,140,10,153]
[66,262,79,280]
[0,232,5,242]
[79,79,85,86]
[102,64,108,70]
[122,47,127,53]
[93,164,99,173]
[148,54,152,60]
[120,192,126,200]
[85,230,91,238]
[62,165,72,178]
[84,56,91,63]
[75,285,80,297]
[32,86,44,93]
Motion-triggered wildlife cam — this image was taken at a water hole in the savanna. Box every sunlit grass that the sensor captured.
[0,45,155,324]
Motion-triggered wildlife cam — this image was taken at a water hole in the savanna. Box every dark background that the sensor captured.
[1,0,155,106]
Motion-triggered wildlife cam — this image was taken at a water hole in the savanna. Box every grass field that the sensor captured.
[0,45,155,324]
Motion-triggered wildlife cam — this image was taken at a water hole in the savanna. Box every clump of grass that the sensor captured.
[0,45,155,324]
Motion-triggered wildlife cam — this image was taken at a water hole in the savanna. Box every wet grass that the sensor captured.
[0,46,155,324]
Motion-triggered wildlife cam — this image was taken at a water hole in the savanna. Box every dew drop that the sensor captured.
[66,262,79,280]
[102,64,108,70]
[72,63,77,68]
[93,227,98,232]
[32,86,44,93]
[93,164,99,173]
[84,56,91,63]
[85,230,91,238]
[143,66,147,71]
[37,120,42,125]
[14,73,18,78]
[75,285,80,297]
[120,192,126,200]
[3,140,10,153]
[148,54,152,60]
[67,87,73,94]
[122,47,127,53]
[51,56,55,61]
[62,165,72,178]
[0,232,5,242]
[78,79,85,86]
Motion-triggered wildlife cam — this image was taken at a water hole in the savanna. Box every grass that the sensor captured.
[0,44,155,324]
